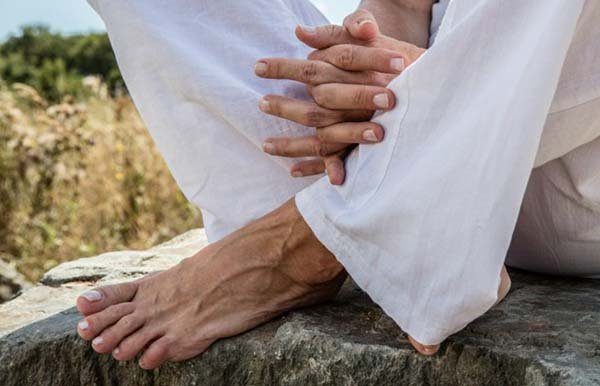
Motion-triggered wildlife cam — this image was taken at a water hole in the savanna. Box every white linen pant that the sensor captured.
[88,0,600,345]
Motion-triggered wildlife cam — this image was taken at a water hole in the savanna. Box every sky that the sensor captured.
[0,0,360,40]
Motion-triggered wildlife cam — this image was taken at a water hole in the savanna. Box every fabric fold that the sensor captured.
[296,0,585,344]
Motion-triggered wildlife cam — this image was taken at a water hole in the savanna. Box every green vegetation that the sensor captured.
[0,27,202,281]
[0,25,124,102]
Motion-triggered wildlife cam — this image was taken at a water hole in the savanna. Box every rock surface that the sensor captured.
[0,229,599,386]
[0,259,30,303]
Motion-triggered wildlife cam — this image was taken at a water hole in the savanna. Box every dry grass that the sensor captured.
[0,78,203,281]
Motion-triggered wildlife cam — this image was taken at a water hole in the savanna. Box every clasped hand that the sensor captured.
[255,9,425,184]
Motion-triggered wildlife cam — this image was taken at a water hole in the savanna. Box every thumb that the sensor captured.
[343,9,380,41]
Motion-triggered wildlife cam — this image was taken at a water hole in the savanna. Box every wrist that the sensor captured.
[359,0,433,48]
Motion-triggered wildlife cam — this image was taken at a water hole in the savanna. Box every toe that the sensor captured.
[112,328,161,362]
[77,302,135,341]
[76,281,139,316]
[139,336,172,370]
[496,265,512,305]
[91,313,144,354]
[408,336,439,356]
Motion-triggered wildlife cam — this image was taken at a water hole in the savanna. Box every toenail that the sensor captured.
[81,290,103,302]
[424,346,438,355]
[78,320,89,331]
[113,348,120,356]
[92,336,104,346]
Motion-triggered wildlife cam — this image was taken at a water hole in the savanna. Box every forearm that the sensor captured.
[359,0,434,48]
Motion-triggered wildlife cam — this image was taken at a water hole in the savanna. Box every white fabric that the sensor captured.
[88,0,600,345]
[429,0,450,45]
[87,0,328,241]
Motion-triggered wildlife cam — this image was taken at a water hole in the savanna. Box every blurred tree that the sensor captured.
[0,25,125,102]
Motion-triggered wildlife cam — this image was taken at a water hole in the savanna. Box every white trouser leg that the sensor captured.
[87,0,327,241]
[91,0,596,346]
[508,1,600,277]
[296,0,587,345]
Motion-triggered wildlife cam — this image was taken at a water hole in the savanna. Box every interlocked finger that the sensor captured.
[262,136,347,158]
[255,58,384,86]
[311,83,396,110]
[317,121,384,144]
[259,95,373,127]
[308,44,405,74]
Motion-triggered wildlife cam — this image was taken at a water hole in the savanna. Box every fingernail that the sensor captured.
[81,290,103,302]
[358,19,374,28]
[254,61,268,76]
[92,336,104,346]
[292,171,303,178]
[259,98,270,112]
[299,25,316,34]
[78,320,89,331]
[373,93,389,109]
[390,58,405,72]
[262,142,275,153]
[362,129,378,142]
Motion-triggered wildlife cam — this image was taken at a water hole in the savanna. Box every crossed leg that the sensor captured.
[76,203,511,369]
[77,200,348,369]
[78,0,595,369]
[79,0,360,369]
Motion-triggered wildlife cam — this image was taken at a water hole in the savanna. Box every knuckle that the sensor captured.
[304,106,327,127]
[352,88,369,107]
[300,62,320,84]
[315,128,328,142]
[325,24,341,38]
[270,139,285,155]
[268,97,282,116]
[337,45,355,68]
[363,71,382,86]
[119,315,135,328]
[104,304,121,318]
[312,142,327,157]
[278,139,294,156]
[313,140,331,157]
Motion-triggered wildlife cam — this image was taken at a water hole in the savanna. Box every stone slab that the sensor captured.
[0,229,598,385]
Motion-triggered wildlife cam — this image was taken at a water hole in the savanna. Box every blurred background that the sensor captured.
[0,0,359,285]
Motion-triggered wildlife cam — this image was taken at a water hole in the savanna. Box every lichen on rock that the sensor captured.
[0,229,599,386]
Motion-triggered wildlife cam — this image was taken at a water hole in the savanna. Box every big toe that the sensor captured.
[76,281,139,316]
[408,336,440,356]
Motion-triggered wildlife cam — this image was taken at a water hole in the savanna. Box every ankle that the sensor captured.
[246,199,346,287]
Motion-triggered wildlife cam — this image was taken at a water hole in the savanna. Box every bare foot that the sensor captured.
[76,200,346,370]
[408,265,512,356]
